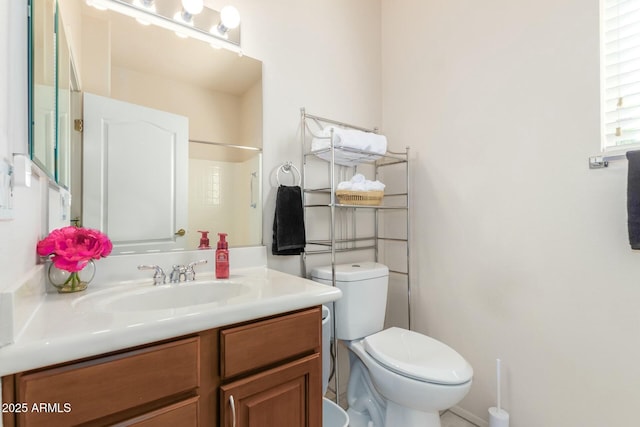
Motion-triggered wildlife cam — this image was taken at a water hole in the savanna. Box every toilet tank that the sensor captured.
[311,262,389,340]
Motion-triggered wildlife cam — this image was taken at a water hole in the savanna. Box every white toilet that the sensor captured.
[311,262,473,427]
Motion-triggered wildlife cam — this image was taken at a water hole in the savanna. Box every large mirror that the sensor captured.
[29,0,57,180]
[37,0,263,254]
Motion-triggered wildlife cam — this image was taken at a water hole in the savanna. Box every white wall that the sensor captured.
[0,1,46,293]
[382,0,640,426]
[213,0,382,273]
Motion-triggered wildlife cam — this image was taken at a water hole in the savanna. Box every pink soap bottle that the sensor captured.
[197,230,210,249]
[216,233,229,279]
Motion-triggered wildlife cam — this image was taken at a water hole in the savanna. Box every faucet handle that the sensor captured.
[186,259,208,281]
[138,265,166,285]
[169,264,187,283]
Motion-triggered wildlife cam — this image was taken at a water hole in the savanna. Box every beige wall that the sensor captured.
[110,67,242,145]
[382,0,640,426]
[223,0,383,273]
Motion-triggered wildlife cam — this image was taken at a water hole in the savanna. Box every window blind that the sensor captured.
[603,0,640,149]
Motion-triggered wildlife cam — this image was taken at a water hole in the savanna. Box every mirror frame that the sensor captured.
[28,0,73,187]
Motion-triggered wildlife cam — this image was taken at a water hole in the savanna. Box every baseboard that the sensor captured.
[449,405,489,427]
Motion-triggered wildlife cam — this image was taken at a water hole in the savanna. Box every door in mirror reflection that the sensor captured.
[83,93,189,254]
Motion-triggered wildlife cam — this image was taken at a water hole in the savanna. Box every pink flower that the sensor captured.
[37,226,113,272]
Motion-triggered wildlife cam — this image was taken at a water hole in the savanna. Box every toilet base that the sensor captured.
[348,400,442,427]
[385,400,441,427]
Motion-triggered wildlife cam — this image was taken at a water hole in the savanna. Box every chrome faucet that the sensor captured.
[186,259,208,281]
[139,260,208,285]
[137,265,166,285]
[169,264,187,283]
[169,259,207,283]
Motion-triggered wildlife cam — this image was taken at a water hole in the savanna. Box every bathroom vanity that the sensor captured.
[2,307,321,426]
[0,255,340,427]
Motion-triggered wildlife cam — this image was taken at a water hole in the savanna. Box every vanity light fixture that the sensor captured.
[172,1,195,38]
[173,0,202,26]
[132,0,155,25]
[86,0,242,53]
[212,5,240,39]
[181,0,203,15]
[86,0,109,10]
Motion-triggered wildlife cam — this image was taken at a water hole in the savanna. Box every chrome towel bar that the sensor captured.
[589,153,627,169]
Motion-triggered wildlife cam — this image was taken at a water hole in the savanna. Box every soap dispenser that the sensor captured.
[216,233,229,279]
[197,230,210,249]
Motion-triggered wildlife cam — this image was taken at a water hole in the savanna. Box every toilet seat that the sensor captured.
[363,327,473,385]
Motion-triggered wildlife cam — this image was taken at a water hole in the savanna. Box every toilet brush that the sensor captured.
[488,358,510,427]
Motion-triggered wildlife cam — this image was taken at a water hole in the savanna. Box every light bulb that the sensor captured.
[210,24,229,39]
[220,5,240,30]
[181,0,203,15]
[174,10,193,26]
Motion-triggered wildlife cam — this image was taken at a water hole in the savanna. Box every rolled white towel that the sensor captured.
[365,180,386,191]
[351,173,366,184]
[337,181,353,190]
[351,182,367,192]
[337,175,385,192]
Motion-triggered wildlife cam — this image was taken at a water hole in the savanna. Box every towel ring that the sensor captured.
[277,162,301,186]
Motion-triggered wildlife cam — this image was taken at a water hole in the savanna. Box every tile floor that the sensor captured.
[441,410,479,427]
[326,391,478,426]
[326,388,479,426]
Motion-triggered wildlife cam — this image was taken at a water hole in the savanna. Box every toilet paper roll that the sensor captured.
[489,407,509,427]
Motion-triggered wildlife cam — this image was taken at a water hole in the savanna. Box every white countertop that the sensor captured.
[0,266,341,377]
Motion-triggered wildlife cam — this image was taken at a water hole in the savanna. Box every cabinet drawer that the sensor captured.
[116,396,199,427]
[16,337,199,426]
[221,308,321,379]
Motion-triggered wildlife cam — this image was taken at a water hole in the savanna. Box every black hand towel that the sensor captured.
[272,185,306,255]
[627,150,640,249]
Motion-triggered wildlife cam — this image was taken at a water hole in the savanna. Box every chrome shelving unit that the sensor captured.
[299,108,411,405]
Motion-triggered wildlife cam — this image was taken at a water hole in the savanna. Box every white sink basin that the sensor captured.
[73,281,250,312]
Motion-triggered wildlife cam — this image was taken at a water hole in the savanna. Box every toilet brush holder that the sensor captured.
[489,358,509,427]
[489,407,509,427]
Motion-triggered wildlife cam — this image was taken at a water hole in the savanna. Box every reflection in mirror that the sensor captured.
[60,1,263,253]
[188,142,262,250]
[30,0,57,178]
[56,22,73,188]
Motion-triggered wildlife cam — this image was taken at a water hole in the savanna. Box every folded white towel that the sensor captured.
[311,126,387,166]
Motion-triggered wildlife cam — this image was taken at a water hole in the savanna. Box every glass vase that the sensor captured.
[47,260,96,293]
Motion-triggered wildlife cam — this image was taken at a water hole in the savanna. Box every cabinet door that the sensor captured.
[220,354,321,427]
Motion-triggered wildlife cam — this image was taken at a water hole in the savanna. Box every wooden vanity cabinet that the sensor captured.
[1,307,323,427]
[219,307,322,427]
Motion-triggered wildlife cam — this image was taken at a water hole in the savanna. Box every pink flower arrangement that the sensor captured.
[37,226,113,272]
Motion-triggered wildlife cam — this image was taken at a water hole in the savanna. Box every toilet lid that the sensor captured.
[363,327,473,385]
